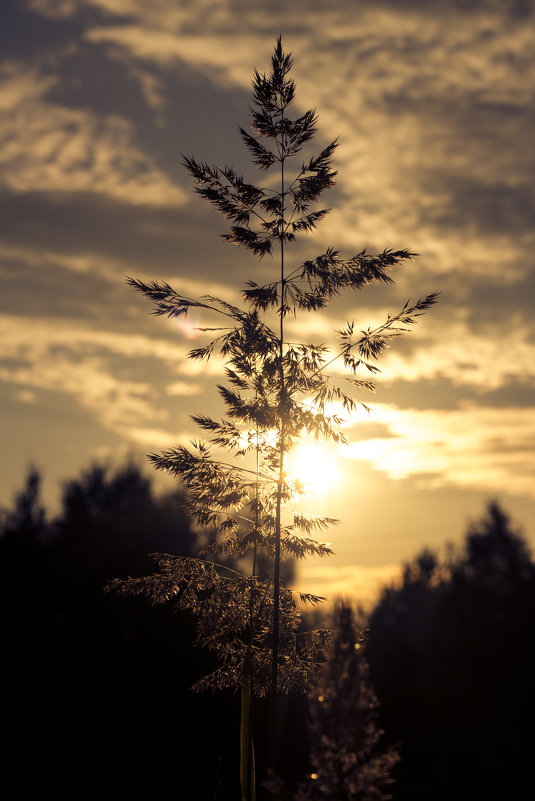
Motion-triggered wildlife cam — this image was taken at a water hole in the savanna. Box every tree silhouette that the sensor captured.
[0,465,45,550]
[366,501,535,801]
[112,37,437,797]
[0,466,47,657]
[0,462,237,798]
[268,601,399,800]
[53,461,195,581]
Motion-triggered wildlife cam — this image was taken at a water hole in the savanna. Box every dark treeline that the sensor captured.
[367,501,535,801]
[1,463,534,799]
[0,463,241,797]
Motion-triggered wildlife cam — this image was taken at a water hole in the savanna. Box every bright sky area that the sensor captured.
[1,0,534,603]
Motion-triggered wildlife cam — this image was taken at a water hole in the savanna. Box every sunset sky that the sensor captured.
[2,0,534,602]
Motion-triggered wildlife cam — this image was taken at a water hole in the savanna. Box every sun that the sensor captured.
[286,442,339,497]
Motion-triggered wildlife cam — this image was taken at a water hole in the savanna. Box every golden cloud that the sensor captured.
[0,62,186,207]
[343,403,535,498]
[0,313,228,443]
[381,320,535,391]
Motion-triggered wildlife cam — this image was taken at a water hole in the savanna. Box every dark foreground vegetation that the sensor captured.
[1,462,534,800]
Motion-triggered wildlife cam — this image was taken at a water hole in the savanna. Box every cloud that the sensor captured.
[28,0,79,18]
[14,388,39,404]
[79,1,535,293]
[166,380,201,397]
[289,309,535,397]
[0,61,186,207]
[3,0,534,533]
[343,403,535,498]
[0,313,222,441]
[0,352,157,433]
[380,319,535,392]
[125,426,190,448]
[0,185,260,291]
[0,242,237,307]
[0,313,186,362]
[15,1,535,285]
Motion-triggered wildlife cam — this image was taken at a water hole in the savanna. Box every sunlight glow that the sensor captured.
[286,443,339,497]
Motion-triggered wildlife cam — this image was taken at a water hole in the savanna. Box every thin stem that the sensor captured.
[270,95,286,768]
[253,412,260,578]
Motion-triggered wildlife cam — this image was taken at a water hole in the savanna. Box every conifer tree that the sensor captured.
[108,38,437,798]
[275,601,400,800]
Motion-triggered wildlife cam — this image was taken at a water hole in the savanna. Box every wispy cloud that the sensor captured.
[0,313,186,361]
[1,352,157,431]
[0,62,186,206]
[381,320,535,392]
[125,426,191,448]
[85,27,266,90]
[288,310,535,396]
[25,1,535,284]
[0,314,217,441]
[165,380,201,397]
[343,403,535,498]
